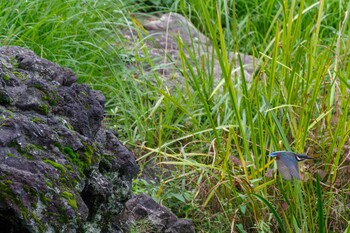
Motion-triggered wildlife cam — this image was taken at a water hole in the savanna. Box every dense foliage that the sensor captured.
[1,0,349,232]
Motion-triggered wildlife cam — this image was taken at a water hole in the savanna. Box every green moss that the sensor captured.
[53,141,62,150]
[61,191,78,210]
[37,104,49,115]
[63,147,76,157]
[22,144,43,160]
[0,180,30,222]
[19,206,29,221]
[84,143,99,166]
[58,177,67,186]
[0,180,14,200]
[45,181,53,188]
[3,180,13,185]
[3,74,10,81]
[0,179,44,231]
[63,146,94,174]
[12,71,25,79]
[64,164,74,173]
[5,153,16,157]
[130,219,155,233]
[19,205,45,232]
[49,98,58,106]
[31,213,45,232]
[58,118,74,130]
[43,159,66,174]
[32,83,44,90]
[23,144,42,151]
[83,145,93,167]
[41,195,51,205]
[42,93,57,106]
[10,57,19,68]
[22,184,40,209]
[23,153,34,160]
[61,191,72,199]
[64,147,83,169]
[31,117,44,123]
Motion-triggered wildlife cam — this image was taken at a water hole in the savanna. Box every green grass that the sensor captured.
[1,0,349,232]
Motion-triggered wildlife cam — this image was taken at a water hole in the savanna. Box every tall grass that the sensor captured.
[1,0,349,232]
[131,0,350,232]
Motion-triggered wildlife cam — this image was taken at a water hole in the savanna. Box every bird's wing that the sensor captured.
[276,159,300,180]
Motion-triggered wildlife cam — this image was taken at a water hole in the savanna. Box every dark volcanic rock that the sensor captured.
[0,46,195,233]
[0,46,139,232]
[119,193,195,233]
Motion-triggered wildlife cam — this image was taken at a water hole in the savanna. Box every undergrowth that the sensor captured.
[1,0,349,232]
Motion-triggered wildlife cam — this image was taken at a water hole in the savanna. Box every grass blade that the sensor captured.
[316,173,325,233]
[252,193,286,233]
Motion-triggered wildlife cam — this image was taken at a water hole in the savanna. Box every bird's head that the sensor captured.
[268,151,313,161]
[268,151,294,159]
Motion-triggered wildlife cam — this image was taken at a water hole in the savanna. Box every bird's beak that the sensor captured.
[295,154,314,161]
[299,154,313,159]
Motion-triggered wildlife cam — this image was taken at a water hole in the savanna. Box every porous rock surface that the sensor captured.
[118,193,195,233]
[0,46,193,232]
[124,12,258,87]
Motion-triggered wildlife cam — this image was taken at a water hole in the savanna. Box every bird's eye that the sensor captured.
[276,154,280,160]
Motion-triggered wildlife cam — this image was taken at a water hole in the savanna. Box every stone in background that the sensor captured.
[123,12,258,87]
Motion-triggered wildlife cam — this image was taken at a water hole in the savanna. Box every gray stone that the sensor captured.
[118,193,195,233]
[123,12,258,88]
[0,46,195,233]
[0,46,138,232]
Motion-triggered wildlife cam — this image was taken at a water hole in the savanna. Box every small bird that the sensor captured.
[268,151,314,180]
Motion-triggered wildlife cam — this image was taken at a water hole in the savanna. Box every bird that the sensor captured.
[268,151,314,180]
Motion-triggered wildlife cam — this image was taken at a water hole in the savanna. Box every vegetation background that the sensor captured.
[1,0,349,232]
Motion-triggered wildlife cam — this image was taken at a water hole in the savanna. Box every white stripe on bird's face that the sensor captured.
[295,154,313,161]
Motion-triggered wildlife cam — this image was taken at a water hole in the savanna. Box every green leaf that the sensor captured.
[253,194,286,233]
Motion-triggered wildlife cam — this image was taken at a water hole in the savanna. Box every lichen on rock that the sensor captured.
[0,46,139,232]
[0,46,194,233]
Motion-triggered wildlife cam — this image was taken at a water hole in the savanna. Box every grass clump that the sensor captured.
[1,0,349,232]
[123,0,350,232]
